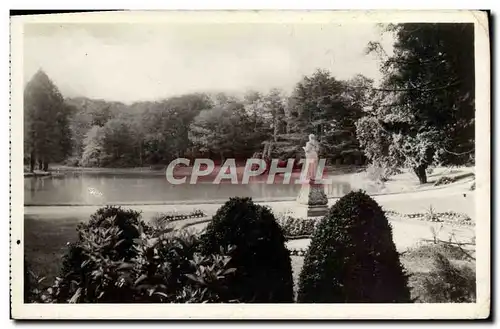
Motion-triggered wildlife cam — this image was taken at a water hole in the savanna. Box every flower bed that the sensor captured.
[275,215,320,239]
[385,210,474,227]
[150,209,207,227]
[280,208,474,257]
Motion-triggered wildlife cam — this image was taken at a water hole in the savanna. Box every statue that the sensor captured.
[303,134,319,182]
[295,133,328,218]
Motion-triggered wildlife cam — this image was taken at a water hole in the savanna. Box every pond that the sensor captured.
[24,171,355,206]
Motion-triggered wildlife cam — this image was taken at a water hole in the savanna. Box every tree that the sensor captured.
[362,23,475,183]
[289,69,365,164]
[101,116,142,167]
[24,69,71,171]
[141,94,213,165]
[189,100,266,162]
[80,125,106,167]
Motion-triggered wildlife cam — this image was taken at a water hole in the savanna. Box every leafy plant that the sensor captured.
[176,246,239,303]
[34,213,238,304]
[199,197,294,303]
[298,190,412,303]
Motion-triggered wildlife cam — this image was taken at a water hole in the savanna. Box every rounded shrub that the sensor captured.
[199,197,294,303]
[297,190,412,303]
[85,205,145,260]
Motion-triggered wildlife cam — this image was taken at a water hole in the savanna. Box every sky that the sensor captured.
[23,23,395,104]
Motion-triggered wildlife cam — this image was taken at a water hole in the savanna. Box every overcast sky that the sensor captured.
[23,23,394,103]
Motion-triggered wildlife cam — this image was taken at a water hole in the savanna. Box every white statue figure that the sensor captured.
[303,134,319,181]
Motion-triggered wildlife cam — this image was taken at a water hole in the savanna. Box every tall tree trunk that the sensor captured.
[38,159,43,171]
[43,161,49,172]
[413,165,428,184]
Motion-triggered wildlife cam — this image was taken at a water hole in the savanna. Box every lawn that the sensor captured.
[24,216,81,287]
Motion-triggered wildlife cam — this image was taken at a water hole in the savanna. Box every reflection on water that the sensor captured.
[24,172,354,205]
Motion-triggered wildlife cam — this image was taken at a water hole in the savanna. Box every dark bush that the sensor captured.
[199,197,294,303]
[297,190,412,303]
[419,253,476,303]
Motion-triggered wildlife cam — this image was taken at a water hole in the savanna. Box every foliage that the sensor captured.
[404,242,473,262]
[80,125,106,167]
[33,208,238,303]
[24,257,47,303]
[141,93,213,164]
[189,101,268,161]
[26,69,379,167]
[175,247,239,303]
[419,253,476,303]
[101,115,144,167]
[199,197,294,303]
[51,206,144,302]
[24,69,72,171]
[86,206,145,259]
[362,23,475,183]
[297,190,412,303]
[275,215,319,237]
[365,162,401,182]
[289,69,367,163]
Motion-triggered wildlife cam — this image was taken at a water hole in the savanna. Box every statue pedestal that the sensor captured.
[294,179,329,219]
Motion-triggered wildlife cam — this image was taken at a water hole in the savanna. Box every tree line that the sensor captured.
[24,23,475,184]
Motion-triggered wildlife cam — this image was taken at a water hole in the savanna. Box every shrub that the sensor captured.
[175,247,239,303]
[404,242,474,262]
[85,206,145,260]
[419,253,476,303]
[51,206,147,302]
[276,215,319,237]
[199,197,294,303]
[41,218,237,303]
[297,190,412,303]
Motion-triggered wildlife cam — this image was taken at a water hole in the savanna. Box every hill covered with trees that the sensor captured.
[24,23,475,184]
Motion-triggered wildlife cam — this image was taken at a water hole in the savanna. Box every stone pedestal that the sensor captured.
[294,179,329,218]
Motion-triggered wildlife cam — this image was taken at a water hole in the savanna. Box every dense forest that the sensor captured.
[24,23,475,184]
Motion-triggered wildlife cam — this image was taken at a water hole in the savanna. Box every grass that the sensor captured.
[24,216,81,288]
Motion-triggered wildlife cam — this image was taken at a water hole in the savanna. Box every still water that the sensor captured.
[24,171,354,205]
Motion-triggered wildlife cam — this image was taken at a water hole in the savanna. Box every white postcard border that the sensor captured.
[9,10,491,319]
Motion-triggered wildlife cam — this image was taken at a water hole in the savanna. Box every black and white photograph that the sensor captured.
[9,10,490,319]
